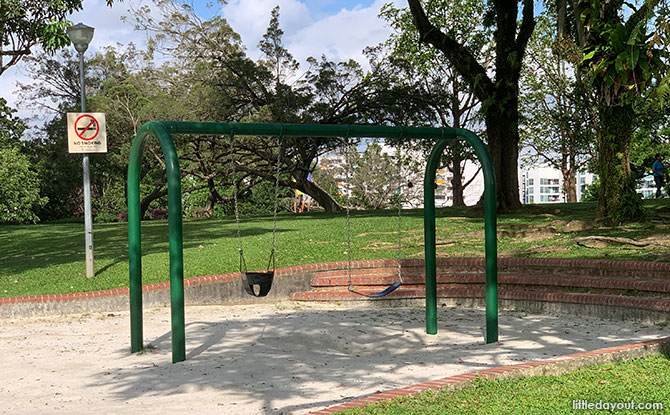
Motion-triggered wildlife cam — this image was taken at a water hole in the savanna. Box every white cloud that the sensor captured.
[1,0,398,123]
[222,0,313,59]
[69,0,152,53]
[222,0,392,66]
[285,0,392,65]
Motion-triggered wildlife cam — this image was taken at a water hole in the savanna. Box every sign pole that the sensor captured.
[79,51,95,278]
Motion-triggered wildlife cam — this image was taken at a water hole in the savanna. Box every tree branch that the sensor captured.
[406,0,495,102]
[515,0,536,78]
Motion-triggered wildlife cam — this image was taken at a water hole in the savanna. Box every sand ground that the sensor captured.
[0,301,667,414]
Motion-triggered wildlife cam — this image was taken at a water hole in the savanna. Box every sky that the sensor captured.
[1,0,399,125]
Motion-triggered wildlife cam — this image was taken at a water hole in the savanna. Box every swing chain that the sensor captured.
[344,133,353,290]
[396,140,403,284]
[269,128,284,271]
[228,130,246,273]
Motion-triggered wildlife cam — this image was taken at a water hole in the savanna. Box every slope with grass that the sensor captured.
[337,354,670,415]
[1,200,669,297]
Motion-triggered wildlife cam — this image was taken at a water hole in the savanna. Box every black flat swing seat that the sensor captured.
[367,281,402,298]
[348,281,402,298]
[243,271,274,297]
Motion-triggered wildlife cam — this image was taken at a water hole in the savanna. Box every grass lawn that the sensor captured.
[336,353,670,415]
[1,199,669,297]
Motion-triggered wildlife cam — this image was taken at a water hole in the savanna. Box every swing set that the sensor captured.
[127,121,498,363]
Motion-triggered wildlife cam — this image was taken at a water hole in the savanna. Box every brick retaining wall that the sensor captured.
[2,258,669,320]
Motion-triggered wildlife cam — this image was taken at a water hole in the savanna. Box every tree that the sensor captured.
[0,97,50,222]
[16,46,178,221]
[379,1,490,206]
[407,0,536,210]
[127,2,377,214]
[570,0,670,222]
[0,147,47,223]
[0,0,113,76]
[314,143,401,210]
[520,13,596,202]
[351,143,399,209]
[0,97,24,148]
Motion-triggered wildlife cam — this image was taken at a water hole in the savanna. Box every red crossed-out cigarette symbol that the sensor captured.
[75,114,99,141]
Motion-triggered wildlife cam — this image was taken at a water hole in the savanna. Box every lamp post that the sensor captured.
[67,23,95,278]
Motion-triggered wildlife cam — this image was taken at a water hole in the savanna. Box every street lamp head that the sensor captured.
[67,23,95,54]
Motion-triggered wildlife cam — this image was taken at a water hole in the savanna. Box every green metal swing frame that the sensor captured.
[127,121,498,363]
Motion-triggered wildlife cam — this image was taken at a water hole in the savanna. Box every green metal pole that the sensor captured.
[423,138,452,335]
[127,130,146,354]
[423,130,497,343]
[469,134,499,343]
[458,130,498,343]
[159,121,486,141]
[127,121,185,363]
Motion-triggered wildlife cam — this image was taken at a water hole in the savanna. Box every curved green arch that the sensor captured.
[424,132,498,342]
[127,121,497,363]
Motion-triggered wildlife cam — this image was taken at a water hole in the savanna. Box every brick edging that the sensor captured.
[2,257,668,310]
[308,336,670,414]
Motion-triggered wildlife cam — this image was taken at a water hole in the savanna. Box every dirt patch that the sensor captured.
[3,302,665,415]
[500,246,570,257]
[363,236,456,251]
[574,235,670,249]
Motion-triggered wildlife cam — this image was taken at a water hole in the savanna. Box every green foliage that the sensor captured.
[579,2,668,106]
[572,0,670,223]
[25,113,85,220]
[520,13,596,202]
[0,0,114,75]
[615,175,646,223]
[313,166,347,207]
[1,199,670,296]
[238,180,291,216]
[630,121,670,179]
[257,5,298,84]
[581,179,600,201]
[378,0,489,204]
[0,98,25,148]
[338,354,670,414]
[93,181,126,223]
[349,144,399,209]
[0,147,47,223]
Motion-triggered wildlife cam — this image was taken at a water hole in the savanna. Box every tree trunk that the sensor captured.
[562,166,577,202]
[292,171,342,213]
[596,103,639,223]
[406,0,533,213]
[485,105,522,210]
[139,186,168,219]
[450,152,465,207]
[202,177,221,217]
[562,140,578,203]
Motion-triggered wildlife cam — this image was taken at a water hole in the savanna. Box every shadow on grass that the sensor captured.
[0,221,295,277]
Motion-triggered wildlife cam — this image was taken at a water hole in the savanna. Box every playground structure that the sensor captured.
[127,121,498,363]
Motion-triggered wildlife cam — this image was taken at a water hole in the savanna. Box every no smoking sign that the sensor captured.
[67,112,107,153]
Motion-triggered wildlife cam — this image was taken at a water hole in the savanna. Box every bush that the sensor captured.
[615,175,645,222]
[581,179,600,201]
[93,180,127,223]
[0,148,47,223]
[150,209,168,220]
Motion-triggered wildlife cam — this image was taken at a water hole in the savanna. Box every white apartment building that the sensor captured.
[378,145,484,208]
[521,167,563,204]
[521,167,598,204]
[639,174,658,199]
